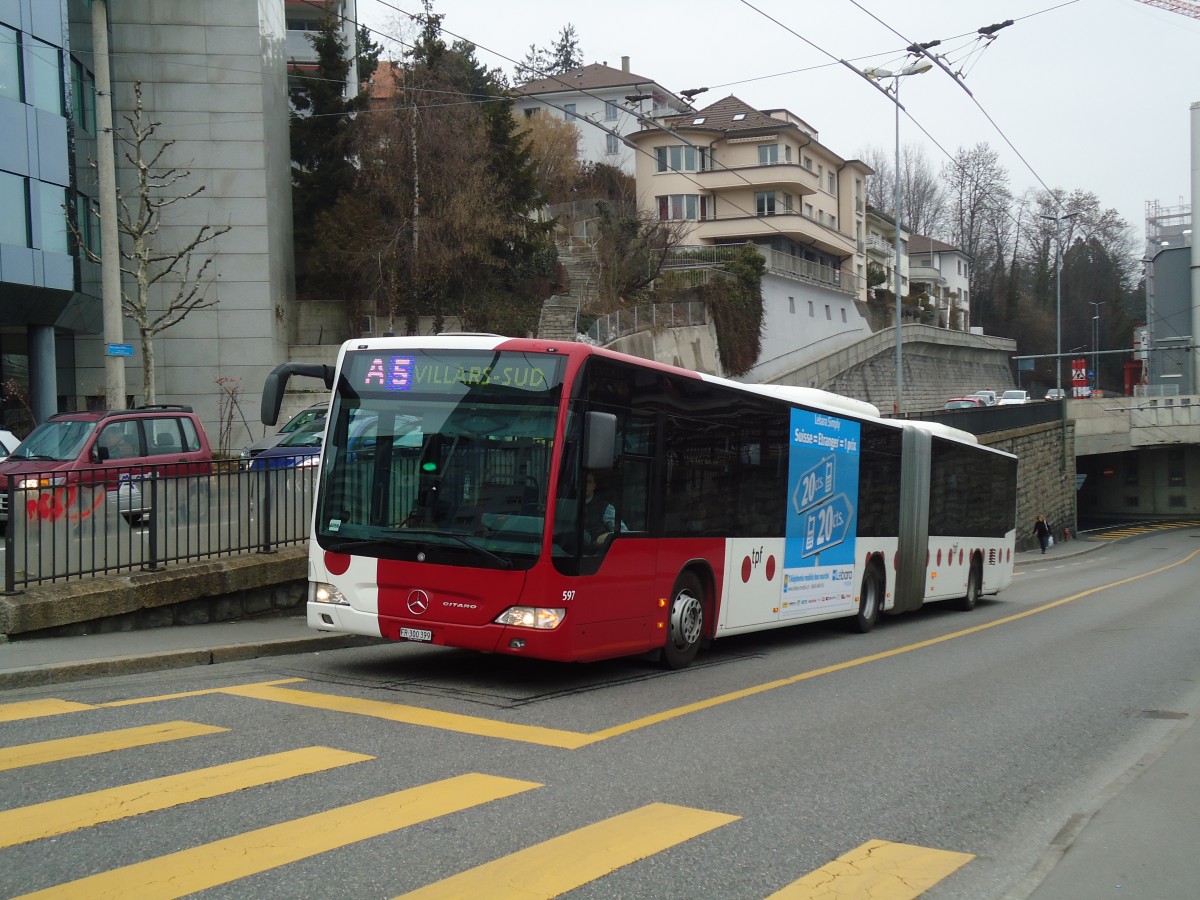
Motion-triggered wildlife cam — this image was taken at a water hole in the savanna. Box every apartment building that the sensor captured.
[907,234,972,331]
[626,94,874,382]
[513,58,690,176]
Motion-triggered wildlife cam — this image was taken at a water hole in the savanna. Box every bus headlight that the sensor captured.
[494,607,565,630]
[311,582,349,605]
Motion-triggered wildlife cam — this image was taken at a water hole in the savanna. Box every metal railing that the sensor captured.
[587,301,708,345]
[3,460,316,591]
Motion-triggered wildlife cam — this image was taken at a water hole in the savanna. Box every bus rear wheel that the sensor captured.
[953,558,982,611]
[850,564,881,633]
[661,573,705,669]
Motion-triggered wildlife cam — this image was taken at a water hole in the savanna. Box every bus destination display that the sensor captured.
[346,351,562,394]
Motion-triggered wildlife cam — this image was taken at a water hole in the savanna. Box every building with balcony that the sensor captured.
[864,206,910,303]
[513,58,690,176]
[626,95,874,382]
[285,0,357,90]
[908,233,971,331]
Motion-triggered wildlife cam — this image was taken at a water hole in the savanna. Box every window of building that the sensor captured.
[755,191,775,216]
[563,103,576,120]
[825,305,832,320]
[605,133,619,155]
[758,144,780,165]
[804,202,813,218]
[655,145,705,173]
[0,171,29,247]
[25,35,62,115]
[802,155,813,171]
[74,193,100,256]
[71,58,95,133]
[657,194,702,221]
[523,107,539,118]
[827,172,836,194]
[781,193,793,212]
[841,308,847,322]
[807,300,814,316]
[605,100,618,120]
[829,214,836,229]
[732,113,746,121]
[36,182,67,253]
[788,296,795,314]
[0,25,19,102]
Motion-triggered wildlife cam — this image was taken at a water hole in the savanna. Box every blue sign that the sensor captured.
[801,492,854,558]
[105,343,134,357]
[793,454,835,514]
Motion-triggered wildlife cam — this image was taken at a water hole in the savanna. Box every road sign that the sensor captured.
[105,343,134,357]
[793,454,835,514]
[801,493,853,558]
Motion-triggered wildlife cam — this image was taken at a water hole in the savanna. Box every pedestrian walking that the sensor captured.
[1033,514,1052,554]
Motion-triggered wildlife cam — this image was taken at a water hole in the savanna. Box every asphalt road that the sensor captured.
[2,528,1199,898]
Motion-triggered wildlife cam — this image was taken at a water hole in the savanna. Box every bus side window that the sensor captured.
[617,458,650,532]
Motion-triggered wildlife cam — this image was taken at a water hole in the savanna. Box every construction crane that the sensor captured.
[1136,0,1200,18]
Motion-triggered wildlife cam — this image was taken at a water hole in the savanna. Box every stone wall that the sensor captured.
[981,420,1077,552]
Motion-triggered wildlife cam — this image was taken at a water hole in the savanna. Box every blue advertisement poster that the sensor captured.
[782,409,861,617]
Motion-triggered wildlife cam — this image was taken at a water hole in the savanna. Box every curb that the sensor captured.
[0,633,385,691]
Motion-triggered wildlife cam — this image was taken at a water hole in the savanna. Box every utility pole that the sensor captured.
[1039,211,1077,396]
[92,0,126,409]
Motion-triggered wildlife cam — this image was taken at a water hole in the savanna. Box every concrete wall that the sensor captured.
[71,0,295,451]
[982,420,1078,551]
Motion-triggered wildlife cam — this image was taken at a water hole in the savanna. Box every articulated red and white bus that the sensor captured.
[261,334,1016,668]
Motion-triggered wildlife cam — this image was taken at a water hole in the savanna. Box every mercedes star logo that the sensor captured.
[406,589,430,615]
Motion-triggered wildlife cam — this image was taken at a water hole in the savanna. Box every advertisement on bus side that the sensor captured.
[782,409,860,616]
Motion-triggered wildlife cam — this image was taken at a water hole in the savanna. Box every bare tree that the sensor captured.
[74,81,230,405]
[942,143,1010,264]
[516,112,582,205]
[858,142,946,237]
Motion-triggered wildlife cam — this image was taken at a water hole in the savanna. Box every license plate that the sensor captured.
[399,627,432,642]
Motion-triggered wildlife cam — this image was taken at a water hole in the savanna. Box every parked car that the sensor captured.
[944,397,986,410]
[239,400,327,467]
[0,406,212,524]
[0,429,19,461]
[998,390,1030,405]
[969,390,998,406]
[1044,388,1067,401]
[248,415,327,470]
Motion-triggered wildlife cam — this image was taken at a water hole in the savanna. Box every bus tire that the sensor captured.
[953,557,982,611]
[851,563,882,633]
[661,572,705,669]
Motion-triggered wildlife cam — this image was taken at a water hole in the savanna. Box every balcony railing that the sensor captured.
[587,301,707,345]
[865,235,893,256]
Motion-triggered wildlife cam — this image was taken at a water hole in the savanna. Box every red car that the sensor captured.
[0,406,213,525]
[943,397,986,410]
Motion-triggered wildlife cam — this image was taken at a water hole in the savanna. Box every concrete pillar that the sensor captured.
[26,325,57,424]
[1191,102,1199,395]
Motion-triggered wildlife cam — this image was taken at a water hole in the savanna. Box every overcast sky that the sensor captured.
[357,0,1198,243]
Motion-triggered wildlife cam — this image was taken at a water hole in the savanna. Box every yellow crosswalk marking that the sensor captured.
[0,699,95,722]
[15,774,541,900]
[219,682,594,749]
[0,745,371,849]
[767,839,974,899]
[395,802,739,899]
[0,721,227,772]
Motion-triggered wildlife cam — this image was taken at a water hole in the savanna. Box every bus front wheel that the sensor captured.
[661,572,705,669]
[851,564,882,633]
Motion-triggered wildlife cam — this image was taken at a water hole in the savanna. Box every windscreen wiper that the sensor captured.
[325,528,513,569]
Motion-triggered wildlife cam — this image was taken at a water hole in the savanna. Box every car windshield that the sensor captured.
[10,419,96,461]
[315,349,564,568]
[278,417,327,449]
[280,406,324,435]
[1001,391,1024,400]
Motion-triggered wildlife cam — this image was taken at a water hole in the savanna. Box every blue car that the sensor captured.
[247,416,325,470]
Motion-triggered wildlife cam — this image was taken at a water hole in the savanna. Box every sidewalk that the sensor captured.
[0,533,1195,898]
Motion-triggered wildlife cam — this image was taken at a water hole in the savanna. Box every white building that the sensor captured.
[513,58,691,176]
[907,233,972,330]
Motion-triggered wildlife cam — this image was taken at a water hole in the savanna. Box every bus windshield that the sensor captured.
[314,349,564,568]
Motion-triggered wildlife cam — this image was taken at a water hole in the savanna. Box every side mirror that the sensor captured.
[95,445,110,462]
[583,411,616,470]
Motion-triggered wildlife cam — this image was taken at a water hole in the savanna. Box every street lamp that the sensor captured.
[1089,300,1105,391]
[1039,211,1077,397]
[863,62,931,416]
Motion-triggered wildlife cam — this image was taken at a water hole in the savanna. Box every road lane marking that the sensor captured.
[14,774,541,900]
[12,549,1200,750]
[98,677,306,707]
[0,745,372,849]
[0,721,227,771]
[767,839,974,899]
[395,802,739,899]
[0,699,95,722]
[218,682,593,749]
